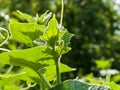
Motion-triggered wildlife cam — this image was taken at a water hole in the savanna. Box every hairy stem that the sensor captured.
[37,72,52,89]
[41,81,46,90]
[55,55,61,84]
[106,74,111,82]
[60,0,64,28]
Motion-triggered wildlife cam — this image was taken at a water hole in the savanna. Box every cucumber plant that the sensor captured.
[0,0,119,90]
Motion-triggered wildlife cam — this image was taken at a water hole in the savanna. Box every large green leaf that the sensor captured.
[0,45,74,84]
[0,46,57,85]
[49,80,110,90]
[10,22,46,45]
[0,46,54,66]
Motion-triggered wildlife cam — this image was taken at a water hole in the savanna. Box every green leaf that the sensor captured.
[0,45,60,84]
[33,39,46,45]
[49,80,110,90]
[61,30,73,47]
[0,46,54,65]
[104,82,120,90]
[4,85,20,90]
[10,22,46,45]
[38,10,52,25]
[0,45,75,84]
[0,72,31,87]
[21,67,42,84]
[85,77,104,85]
[112,74,120,82]
[83,77,120,90]
[17,10,36,23]
[59,30,74,54]
[55,29,73,55]
[95,60,112,69]
[11,11,25,22]
[0,46,59,85]
[42,14,59,47]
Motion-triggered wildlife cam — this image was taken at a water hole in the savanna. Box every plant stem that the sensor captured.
[55,55,61,85]
[106,74,111,82]
[41,81,46,90]
[60,0,64,28]
[6,65,13,74]
[37,72,52,89]
[55,0,64,84]
[0,48,10,52]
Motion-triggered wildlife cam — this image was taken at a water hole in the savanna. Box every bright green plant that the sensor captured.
[0,0,120,90]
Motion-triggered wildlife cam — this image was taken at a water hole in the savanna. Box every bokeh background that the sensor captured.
[0,0,120,86]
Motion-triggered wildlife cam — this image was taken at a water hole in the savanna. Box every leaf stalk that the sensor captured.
[55,55,61,84]
[37,72,52,89]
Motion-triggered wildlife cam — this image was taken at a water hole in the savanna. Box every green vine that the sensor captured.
[60,0,64,29]
[0,27,9,47]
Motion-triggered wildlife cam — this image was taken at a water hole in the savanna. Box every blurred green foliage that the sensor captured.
[0,0,120,85]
